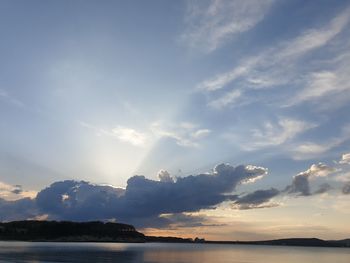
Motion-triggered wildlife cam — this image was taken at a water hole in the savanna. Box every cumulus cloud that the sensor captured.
[285,163,337,196]
[36,181,125,221]
[297,163,337,178]
[1,163,268,227]
[0,198,38,221]
[157,170,174,183]
[182,0,274,52]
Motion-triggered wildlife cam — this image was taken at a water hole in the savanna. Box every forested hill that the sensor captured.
[0,220,145,242]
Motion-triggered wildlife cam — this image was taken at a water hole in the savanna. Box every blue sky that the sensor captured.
[1,0,350,240]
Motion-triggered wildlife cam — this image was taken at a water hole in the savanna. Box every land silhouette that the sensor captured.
[0,220,349,248]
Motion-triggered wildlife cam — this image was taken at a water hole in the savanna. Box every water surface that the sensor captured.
[0,241,349,263]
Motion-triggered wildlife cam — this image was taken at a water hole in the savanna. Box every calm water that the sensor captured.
[0,242,349,263]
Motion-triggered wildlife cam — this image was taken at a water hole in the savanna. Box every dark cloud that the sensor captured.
[0,198,38,221]
[36,180,125,221]
[284,163,336,196]
[233,188,280,209]
[342,182,350,194]
[285,173,310,196]
[313,183,332,195]
[157,170,174,183]
[21,163,266,227]
[11,185,23,195]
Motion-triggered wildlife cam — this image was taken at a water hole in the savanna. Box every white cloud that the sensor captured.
[242,165,268,184]
[288,51,350,106]
[208,89,242,109]
[182,0,274,52]
[111,126,148,146]
[197,57,258,91]
[339,153,350,164]
[243,118,316,150]
[191,129,211,139]
[80,122,148,147]
[197,7,350,108]
[276,8,350,59]
[298,163,337,178]
[151,121,211,148]
[291,125,350,160]
[81,121,211,148]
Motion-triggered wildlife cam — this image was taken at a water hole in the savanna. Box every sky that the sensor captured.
[1,0,350,241]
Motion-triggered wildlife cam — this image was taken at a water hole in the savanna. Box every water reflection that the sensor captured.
[0,242,349,263]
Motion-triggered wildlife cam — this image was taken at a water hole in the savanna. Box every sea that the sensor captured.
[0,241,349,263]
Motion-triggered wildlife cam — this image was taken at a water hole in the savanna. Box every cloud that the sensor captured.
[339,153,350,164]
[150,121,211,147]
[232,188,280,210]
[288,52,350,107]
[297,163,338,178]
[182,0,274,52]
[285,163,337,196]
[191,129,211,139]
[208,89,242,109]
[81,120,211,148]
[0,88,25,108]
[241,118,315,150]
[80,122,148,147]
[35,181,125,221]
[342,182,350,194]
[313,183,332,195]
[0,181,37,201]
[111,126,148,146]
[0,198,38,221]
[157,170,174,183]
[1,163,268,227]
[197,7,350,108]
[291,125,350,160]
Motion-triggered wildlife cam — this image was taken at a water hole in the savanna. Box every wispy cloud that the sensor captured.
[112,126,148,146]
[291,125,350,160]
[0,88,25,108]
[81,121,210,148]
[80,122,148,147]
[182,0,274,52]
[236,118,316,151]
[197,7,350,108]
[288,51,350,107]
[151,121,211,147]
[208,89,242,109]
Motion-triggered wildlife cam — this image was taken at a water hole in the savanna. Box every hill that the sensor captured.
[0,220,145,242]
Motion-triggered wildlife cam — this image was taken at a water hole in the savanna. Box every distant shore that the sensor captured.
[1,220,349,248]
